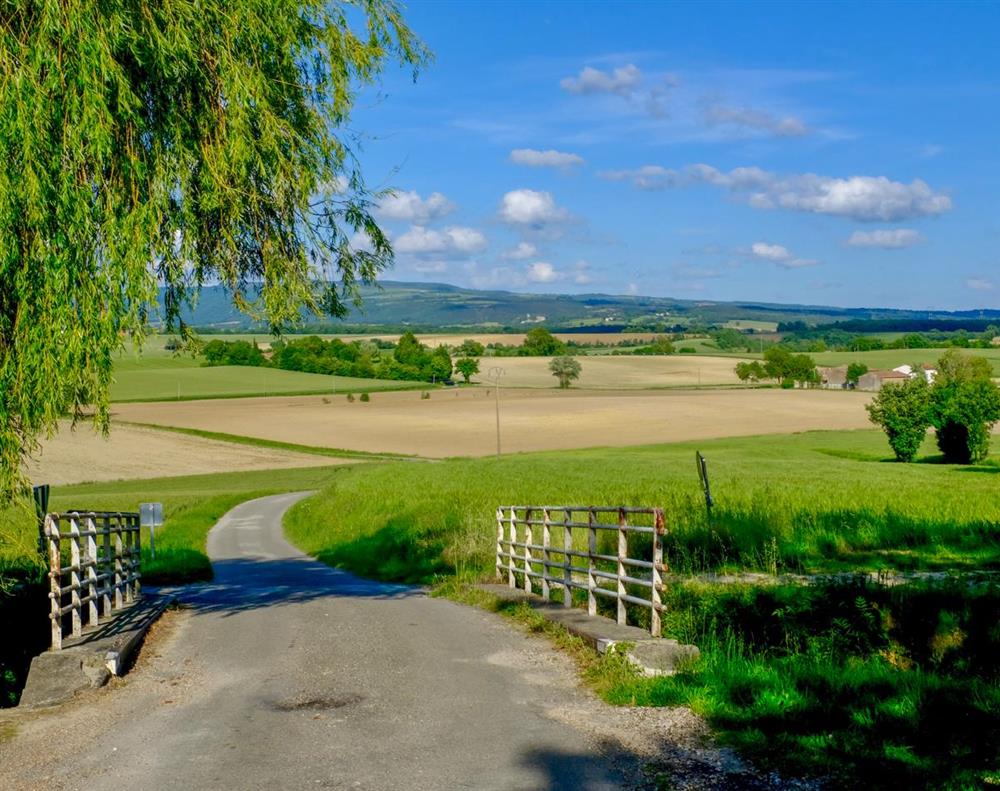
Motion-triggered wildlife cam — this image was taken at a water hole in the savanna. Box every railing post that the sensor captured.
[69,515,82,638]
[541,508,551,601]
[587,508,597,617]
[86,515,99,627]
[562,508,572,607]
[616,508,627,626]
[101,515,112,616]
[651,508,665,637]
[523,508,533,595]
[114,517,124,609]
[47,515,62,650]
[496,507,504,581]
[507,507,516,589]
[133,514,141,600]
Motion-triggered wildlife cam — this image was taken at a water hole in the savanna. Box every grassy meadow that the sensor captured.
[284,429,1000,582]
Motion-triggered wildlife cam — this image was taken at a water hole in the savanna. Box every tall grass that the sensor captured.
[284,430,1000,582]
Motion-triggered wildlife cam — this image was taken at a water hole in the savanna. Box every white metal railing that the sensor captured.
[495,505,666,636]
[44,511,142,649]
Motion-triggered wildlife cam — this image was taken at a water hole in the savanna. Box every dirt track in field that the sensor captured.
[113,387,874,458]
[24,422,348,485]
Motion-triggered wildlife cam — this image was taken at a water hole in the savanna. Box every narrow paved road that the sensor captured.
[1,493,732,790]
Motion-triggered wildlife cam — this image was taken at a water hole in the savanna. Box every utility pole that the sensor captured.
[489,365,505,458]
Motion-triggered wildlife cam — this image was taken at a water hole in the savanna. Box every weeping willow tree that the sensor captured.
[0,1,428,500]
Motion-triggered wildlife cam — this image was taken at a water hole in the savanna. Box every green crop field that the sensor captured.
[283,430,1000,789]
[111,364,417,402]
[813,347,1000,374]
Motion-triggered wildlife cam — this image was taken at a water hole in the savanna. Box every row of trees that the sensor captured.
[202,333,455,383]
[867,351,1000,463]
[734,347,819,387]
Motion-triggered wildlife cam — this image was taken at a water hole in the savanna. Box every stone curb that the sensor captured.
[17,594,173,710]
[476,584,700,676]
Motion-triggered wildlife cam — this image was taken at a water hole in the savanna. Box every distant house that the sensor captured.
[892,363,937,383]
[857,369,910,391]
[819,365,849,389]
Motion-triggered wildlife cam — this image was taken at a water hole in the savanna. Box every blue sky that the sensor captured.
[349,1,1000,310]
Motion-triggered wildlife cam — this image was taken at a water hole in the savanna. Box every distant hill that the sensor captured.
[157,281,1000,333]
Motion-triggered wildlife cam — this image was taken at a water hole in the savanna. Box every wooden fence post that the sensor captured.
[496,507,504,581]
[86,515,98,627]
[587,508,597,617]
[616,508,627,626]
[562,508,572,607]
[102,515,112,616]
[69,515,82,638]
[507,507,516,589]
[47,515,62,650]
[114,518,124,609]
[541,508,551,601]
[651,508,665,637]
[132,514,141,600]
[523,508,533,595]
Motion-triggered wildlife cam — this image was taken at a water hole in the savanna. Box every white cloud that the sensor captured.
[560,64,642,96]
[526,262,560,283]
[572,260,592,285]
[603,163,952,222]
[967,278,994,291]
[510,148,584,168]
[703,104,808,137]
[499,189,570,226]
[377,190,455,223]
[847,229,925,249]
[502,241,539,260]
[393,225,487,258]
[750,241,817,269]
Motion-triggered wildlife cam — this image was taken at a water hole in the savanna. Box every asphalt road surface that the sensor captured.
[3,492,733,790]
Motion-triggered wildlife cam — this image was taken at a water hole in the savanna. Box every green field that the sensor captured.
[813,347,1000,374]
[110,336,424,401]
[282,430,1000,789]
[111,364,417,402]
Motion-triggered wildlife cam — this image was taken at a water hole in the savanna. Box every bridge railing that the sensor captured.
[495,505,666,636]
[44,511,142,649]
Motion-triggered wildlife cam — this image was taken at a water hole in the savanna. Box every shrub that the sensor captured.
[866,377,931,462]
[346,393,355,402]
[360,392,370,402]
[929,350,1000,463]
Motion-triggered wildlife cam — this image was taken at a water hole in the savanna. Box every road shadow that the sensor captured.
[517,736,804,790]
[148,554,421,619]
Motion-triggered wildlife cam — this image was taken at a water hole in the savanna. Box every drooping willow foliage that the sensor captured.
[0,1,428,499]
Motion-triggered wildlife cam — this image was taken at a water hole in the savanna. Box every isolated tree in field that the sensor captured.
[549,356,582,389]
[866,378,932,462]
[455,358,480,384]
[846,362,869,386]
[0,1,427,500]
[929,350,1000,463]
